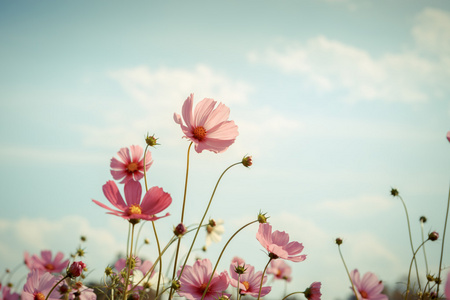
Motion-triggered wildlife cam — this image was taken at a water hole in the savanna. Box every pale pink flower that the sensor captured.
[304,282,321,300]
[22,269,61,300]
[445,271,450,299]
[267,260,292,282]
[229,263,271,297]
[177,258,230,300]
[92,180,172,222]
[256,223,307,262]
[30,250,69,273]
[110,145,152,184]
[350,269,387,300]
[1,285,20,300]
[67,282,96,300]
[173,93,239,153]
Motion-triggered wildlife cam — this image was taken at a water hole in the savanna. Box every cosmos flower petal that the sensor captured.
[271,230,290,247]
[124,180,142,206]
[140,186,172,215]
[181,93,194,128]
[194,98,216,127]
[102,181,127,210]
[203,102,230,129]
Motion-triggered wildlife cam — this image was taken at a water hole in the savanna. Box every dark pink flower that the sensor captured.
[92,180,172,222]
[304,282,321,300]
[67,261,86,278]
[1,285,20,300]
[256,223,307,262]
[177,258,230,300]
[350,269,387,300]
[110,145,152,184]
[267,259,292,282]
[229,263,271,297]
[173,93,239,153]
[22,269,62,300]
[30,250,69,273]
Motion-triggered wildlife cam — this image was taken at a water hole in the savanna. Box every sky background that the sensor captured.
[1,1,450,299]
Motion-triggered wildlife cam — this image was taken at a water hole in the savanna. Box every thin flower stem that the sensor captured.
[420,220,429,275]
[45,275,68,300]
[436,184,450,296]
[256,258,271,300]
[237,274,241,300]
[398,195,421,290]
[179,161,242,281]
[281,291,303,300]
[338,245,359,300]
[405,239,429,300]
[169,142,192,299]
[134,222,146,255]
[142,145,163,298]
[201,219,258,300]
[123,223,136,300]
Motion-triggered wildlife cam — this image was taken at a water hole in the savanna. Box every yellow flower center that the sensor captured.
[127,162,138,172]
[128,204,142,215]
[45,263,55,271]
[193,126,206,141]
[34,292,45,300]
[242,281,250,291]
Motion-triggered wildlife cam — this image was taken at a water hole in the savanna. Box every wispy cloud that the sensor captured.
[248,8,450,104]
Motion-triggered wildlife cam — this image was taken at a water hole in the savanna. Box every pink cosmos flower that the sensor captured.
[92,180,172,222]
[304,282,321,300]
[229,262,271,297]
[68,282,96,300]
[177,258,230,300]
[173,93,239,153]
[1,285,20,300]
[267,259,292,282]
[110,145,153,184]
[256,223,307,262]
[350,269,387,300]
[29,250,69,273]
[22,269,61,300]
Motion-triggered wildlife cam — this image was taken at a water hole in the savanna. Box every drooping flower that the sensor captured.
[22,269,62,300]
[177,258,230,300]
[256,223,307,262]
[267,259,292,282]
[350,269,387,300]
[304,282,321,300]
[1,284,20,300]
[173,93,239,153]
[29,250,69,273]
[205,219,225,248]
[92,180,172,223]
[229,262,271,297]
[110,145,153,184]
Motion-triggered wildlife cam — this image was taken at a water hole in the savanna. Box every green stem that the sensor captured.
[169,142,193,299]
[256,258,271,300]
[405,239,429,300]
[338,244,359,300]
[398,195,421,290]
[420,220,429,275]
[179,162,242,280]
[123,223,136,300]
[200,220,258,300]
[436,184,450,296]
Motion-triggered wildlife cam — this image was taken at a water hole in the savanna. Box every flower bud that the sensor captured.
[257,212,268,224]
[145,134,159,147]
[67,261,86,278]
[171,280,181,290]
[242,155,252,167]
[173,223,187,237]
[234,265,247,275]
[429,231,439,241]
[420,216,427,223]
[105,266,113,276]
[335,237,343,245]
[390,188,399,197]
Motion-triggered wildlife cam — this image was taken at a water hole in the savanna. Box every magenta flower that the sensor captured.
[256,223,307,262]
[350,269,387,300]
[92,180,172,222]
[267,259,292,282]
[177,258,230,300]
[67,261,86,278]
[22,269,61,300]
[110,145,152,184]
[304,282,321,300]
[229,263,271,297]
[173,93,239,153]
[1,285,20,300]
[29,250,69,273]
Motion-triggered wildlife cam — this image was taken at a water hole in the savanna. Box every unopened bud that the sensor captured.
[171,280,181,290]
[145,134,159,147]
[420,216,427,223]
[242,155,252,168]
[390,188,399,197]
[257,212,268,224]
[335,237,343,245]
[173,223,187,237]
[429,231,439,241]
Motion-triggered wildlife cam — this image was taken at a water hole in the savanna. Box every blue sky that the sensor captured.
[1,1,450,299]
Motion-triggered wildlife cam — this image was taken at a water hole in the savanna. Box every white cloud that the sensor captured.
[248,8,450,104]
[316,194,394,217]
